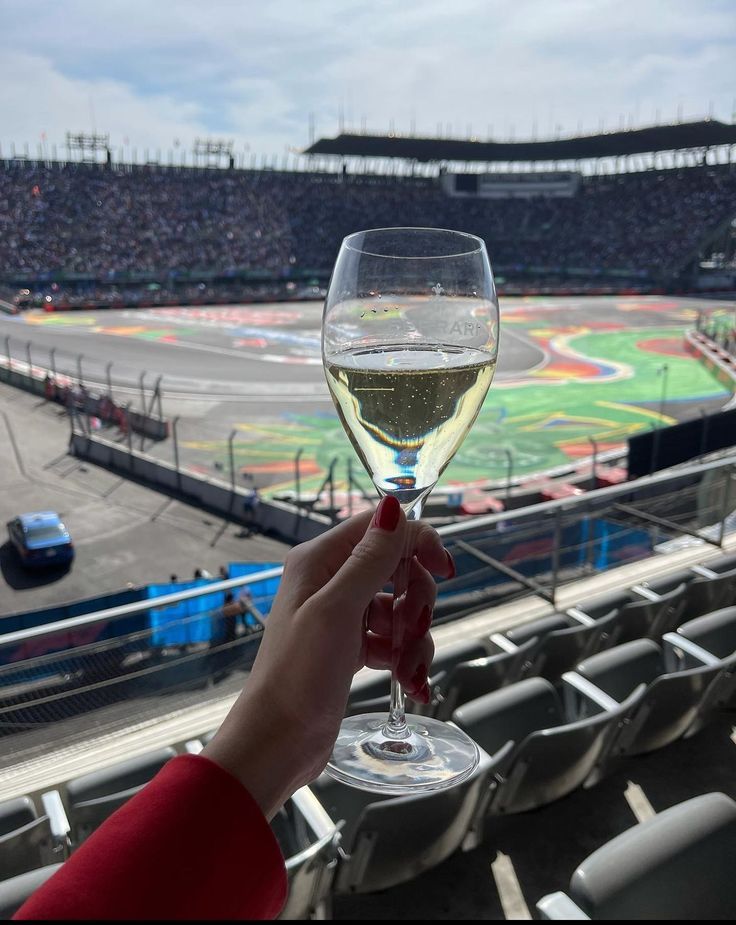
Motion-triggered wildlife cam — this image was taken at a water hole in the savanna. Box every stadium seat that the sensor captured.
[568,638,722,761]
[65,747,177,845]
[536,792,736,920]
[643,567,736,625]
[0,863,63,920]
[0,793,69,881]
[504,610,618,681]
[345,671,392,717]
[451,677,642,813]
[574,582,688,644]
[272,787,341,920]
[670,605,736,715]
[430,633,540,720]
[311,742,500,894]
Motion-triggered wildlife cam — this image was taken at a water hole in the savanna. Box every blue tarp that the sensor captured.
[146,579,224,646]
[226,563,281,616]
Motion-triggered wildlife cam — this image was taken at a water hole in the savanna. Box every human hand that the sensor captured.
[203,496,454,818]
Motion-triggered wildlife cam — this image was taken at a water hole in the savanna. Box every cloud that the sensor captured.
[0,0,733,157]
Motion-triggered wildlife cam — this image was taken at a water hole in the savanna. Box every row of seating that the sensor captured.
[537,791,736,920]
[346,552,736,721]
[0,739,340,920]
[1,555,733,918]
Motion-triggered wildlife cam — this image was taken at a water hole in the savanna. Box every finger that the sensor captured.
[365,633,435,701]
[409,521,455,579]
[366,559,436,638]
[316,496,407,618]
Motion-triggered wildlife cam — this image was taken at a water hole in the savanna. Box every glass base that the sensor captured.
[324,713,481,795]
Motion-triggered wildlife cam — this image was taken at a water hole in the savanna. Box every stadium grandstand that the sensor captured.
[1,119,735,310]
[0,119,735,920]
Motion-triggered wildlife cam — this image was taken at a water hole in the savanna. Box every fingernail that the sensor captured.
[445,549,456,579]
[373,496,401,531]
[419,604,432,636]
[410,663,428,693]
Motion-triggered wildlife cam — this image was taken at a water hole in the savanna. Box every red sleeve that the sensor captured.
[14,754,287,920]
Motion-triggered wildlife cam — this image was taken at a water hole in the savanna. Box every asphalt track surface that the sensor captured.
[0,299,540,402]
[1,295,732,493]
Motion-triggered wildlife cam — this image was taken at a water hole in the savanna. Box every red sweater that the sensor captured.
[15,755,287,920]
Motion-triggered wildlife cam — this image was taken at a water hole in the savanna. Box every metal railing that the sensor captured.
[0,452,733,763]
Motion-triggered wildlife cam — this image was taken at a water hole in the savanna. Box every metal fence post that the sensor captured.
[504,448,514,503]
[106,361,113,398]
[77,353,84,386]
[125,403,133,468]
[228,429,237,494]
[550,506,562,606]
[294,448,303,507]
[588,436,598,490]
[25,340,33,377]
[172,416,181,488]
[4,335,11,381]
[50,347,57,380]
[717,464,734,547]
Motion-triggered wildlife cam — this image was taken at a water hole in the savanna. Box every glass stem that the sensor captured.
[385,498,424,740]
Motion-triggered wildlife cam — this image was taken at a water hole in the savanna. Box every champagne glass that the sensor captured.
[321,227,499,794]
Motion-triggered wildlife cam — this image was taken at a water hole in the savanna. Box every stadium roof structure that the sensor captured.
[304,119,736,163]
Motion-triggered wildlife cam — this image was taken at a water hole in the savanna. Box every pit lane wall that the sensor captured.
[69,431,331,544]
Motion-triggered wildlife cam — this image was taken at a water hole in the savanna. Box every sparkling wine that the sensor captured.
[325,344,496,505]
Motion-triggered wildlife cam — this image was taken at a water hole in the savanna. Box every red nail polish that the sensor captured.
[373,495,400,531]
[410,663,427,692]
[445,550,456,579]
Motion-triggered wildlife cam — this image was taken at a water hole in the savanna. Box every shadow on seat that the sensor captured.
[568,638,722,763]
[536,792,736,920]
[0,794,68,881]
[505,610,618,682]
[0,863,63,920]
[452,676,642,814]
[311,743,500,894]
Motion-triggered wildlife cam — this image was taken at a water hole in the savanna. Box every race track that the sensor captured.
[1,295,732,496]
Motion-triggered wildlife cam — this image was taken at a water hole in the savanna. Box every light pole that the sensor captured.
[657,363,669,426]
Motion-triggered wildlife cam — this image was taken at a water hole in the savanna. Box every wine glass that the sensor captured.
[321,227,499,794]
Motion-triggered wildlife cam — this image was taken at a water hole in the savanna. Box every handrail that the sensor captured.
[0,569,283,648]
[0,452,733,651]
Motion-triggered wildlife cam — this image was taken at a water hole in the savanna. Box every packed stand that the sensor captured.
[1,161,735,294]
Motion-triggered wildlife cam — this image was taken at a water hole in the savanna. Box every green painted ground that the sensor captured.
[186,323,730,497]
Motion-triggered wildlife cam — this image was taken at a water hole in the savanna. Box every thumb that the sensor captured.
[322,496,406,614]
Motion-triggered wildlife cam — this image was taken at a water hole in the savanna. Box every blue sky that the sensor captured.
[0,0,734,158]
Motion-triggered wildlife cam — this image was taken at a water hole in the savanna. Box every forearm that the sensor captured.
[14,755,287,921]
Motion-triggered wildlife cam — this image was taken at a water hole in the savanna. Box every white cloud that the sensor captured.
[0,0,733,157]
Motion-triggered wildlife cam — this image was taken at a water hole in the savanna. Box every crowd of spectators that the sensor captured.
[1,160,734,301]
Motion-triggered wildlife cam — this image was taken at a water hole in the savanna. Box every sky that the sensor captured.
[0,0,734,160]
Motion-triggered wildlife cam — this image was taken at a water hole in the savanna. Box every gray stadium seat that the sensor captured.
[272,787,341,920]
[644,567,736,624]
[704,552,736,574]
[505,610,618,681]
[0,794,68,881]
[311,742,500,894]
[452,677,642,814]
[570,638,722,759]
[672,605,736,713]
[431,633,540,720]
[0,863,62,920]
[537,792,736,920]
[66,747,177,845]
[346,642,493,719]
[575,583,687,643]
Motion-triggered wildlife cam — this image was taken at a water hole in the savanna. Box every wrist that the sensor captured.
[202,689,308,820]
